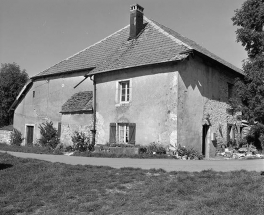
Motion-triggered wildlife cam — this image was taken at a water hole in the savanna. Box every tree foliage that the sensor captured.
[234,56,264,123]
[231,0,264,58]
[231,0,264,124]
[0,63,29,127]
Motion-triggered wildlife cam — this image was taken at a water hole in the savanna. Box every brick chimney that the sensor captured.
[130,4,144,39]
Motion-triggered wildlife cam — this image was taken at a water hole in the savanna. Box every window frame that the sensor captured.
[116,79,132,105]
[119,80,130,103]
[118,123,129,143]
[24,124,35,146]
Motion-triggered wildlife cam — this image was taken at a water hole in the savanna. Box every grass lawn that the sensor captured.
[0,152,263,215]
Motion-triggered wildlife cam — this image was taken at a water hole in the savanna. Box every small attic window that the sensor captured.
[33,91,35,98]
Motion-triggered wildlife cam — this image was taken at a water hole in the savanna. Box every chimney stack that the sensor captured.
[130,4,144,39]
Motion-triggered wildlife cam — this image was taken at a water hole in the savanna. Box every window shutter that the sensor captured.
[109,123,116,143]
[129,123,136,144]
[58,122,62,138]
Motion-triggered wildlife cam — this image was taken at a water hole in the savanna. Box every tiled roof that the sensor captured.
[151,20,243,74]
[61,91,93,114]
[33,16,242,78]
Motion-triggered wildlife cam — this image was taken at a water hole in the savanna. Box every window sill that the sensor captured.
[115,102,131,107]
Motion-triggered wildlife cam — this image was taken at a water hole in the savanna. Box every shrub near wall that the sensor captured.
[10,129,23,146]
[38,121,60,150]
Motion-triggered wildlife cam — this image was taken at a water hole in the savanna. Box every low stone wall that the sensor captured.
[0,130,12,145]
[94,145,139,155]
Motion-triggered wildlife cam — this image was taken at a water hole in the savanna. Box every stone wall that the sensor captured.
[60,113,93,146]
[0,130,12,144]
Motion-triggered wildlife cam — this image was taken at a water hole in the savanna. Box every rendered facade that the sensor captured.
[10,4,243,158]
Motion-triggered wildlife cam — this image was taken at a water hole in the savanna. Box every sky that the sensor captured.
[0,0,247,78]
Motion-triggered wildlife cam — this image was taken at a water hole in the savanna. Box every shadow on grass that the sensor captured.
[0,163,13,170]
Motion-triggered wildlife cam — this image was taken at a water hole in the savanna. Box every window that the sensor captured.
[115,79,132,105]
[109,123,136,144]
[228,83,234,99]
[119,124,129,143]
[33,91,35,98]
[120,80,130,103]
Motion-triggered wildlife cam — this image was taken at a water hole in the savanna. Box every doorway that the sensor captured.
[202,124,209,156]
[26,125,34,146]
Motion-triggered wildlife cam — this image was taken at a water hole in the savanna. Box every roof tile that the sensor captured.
[61,91,93,114]
[33,16,242,78]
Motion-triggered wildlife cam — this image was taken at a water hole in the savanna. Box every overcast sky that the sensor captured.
[0,0,247,77]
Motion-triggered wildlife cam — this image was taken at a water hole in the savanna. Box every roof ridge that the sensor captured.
[144,16,193,50]
[33,24,130,78]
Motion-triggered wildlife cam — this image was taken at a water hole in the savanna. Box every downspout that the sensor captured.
[90,75,96,146]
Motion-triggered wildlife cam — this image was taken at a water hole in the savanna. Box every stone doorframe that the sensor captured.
[24,124,36,146]
[202,116,211,159]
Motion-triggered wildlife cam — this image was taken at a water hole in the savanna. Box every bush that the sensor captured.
[145,142,166,155]
[65,145,74,152]
[38,121,60,150]
[227,140,238,148]
[246,123,264,150]
[138,146,147,154]
[237,138,248,148]
[259,135,264,152]
[10,129,23,146]
[71,131,92,152]
[53,148,64,155]
[177,145,204,160]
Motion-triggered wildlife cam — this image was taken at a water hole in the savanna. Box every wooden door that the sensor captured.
[26,126,34,146]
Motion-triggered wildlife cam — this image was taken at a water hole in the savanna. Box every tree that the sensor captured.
[0,63,29,127]
[232,0,264,58]
[231,0,264,124]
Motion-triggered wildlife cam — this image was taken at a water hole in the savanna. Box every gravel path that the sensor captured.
[1,150,263,172]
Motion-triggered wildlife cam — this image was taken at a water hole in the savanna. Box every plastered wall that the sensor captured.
[13,57,241,152]
[13,72,93,145]
[95,63,182,147]
[177,56,240,156]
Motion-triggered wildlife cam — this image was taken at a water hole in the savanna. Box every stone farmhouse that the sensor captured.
[10,4,243,158]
